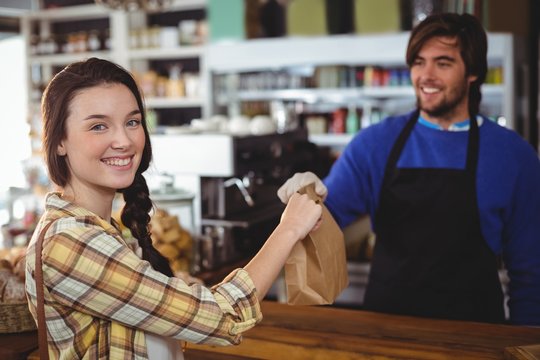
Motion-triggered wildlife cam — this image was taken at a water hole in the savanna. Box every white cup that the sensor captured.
[160,27,179,48]
[250,115,276,135]
[228,115,251,136]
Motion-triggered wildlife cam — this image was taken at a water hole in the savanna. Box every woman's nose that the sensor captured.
[111,128,131,150]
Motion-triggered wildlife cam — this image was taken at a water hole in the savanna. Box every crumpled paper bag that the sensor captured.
[284,183,349,305]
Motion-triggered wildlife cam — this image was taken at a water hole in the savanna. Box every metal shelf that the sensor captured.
[23,0,207,20]
[24,4,108,21]
[28,51,112,66]
[128,46,204,60]
[145,97,203,108]
[309,134,354,147]
[216,87,416,105]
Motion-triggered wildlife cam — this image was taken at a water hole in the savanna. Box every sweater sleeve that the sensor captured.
[500,143,540,325]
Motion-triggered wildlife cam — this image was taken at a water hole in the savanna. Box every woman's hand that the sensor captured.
[279,192,323,241]
[243,192,322,299]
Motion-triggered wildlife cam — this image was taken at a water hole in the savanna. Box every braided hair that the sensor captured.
[42,57,173,277]
[121,174,174,277]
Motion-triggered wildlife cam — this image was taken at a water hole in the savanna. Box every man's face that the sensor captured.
[410,36,477,122]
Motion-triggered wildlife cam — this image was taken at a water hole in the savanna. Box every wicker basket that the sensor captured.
[0,301,37,333]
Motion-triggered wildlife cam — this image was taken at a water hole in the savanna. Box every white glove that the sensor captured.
[277,171,327,204]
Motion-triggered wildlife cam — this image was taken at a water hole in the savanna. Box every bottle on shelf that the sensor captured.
[331,107,346,134]
[87,30,101,51]
[361,103,372,129]
[167,64,185,98]
[346,103,359,134]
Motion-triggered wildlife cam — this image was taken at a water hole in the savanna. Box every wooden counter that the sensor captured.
[186,301,540,360]
[21,301,540,359]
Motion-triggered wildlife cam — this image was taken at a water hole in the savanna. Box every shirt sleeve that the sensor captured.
[324,134,375,228]
[42,218,262,345]
[501,145,540,326]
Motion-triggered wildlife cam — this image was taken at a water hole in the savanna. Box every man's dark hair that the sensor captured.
[406,13,488,115]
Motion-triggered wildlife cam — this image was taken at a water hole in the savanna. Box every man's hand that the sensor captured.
[277,171,327,204]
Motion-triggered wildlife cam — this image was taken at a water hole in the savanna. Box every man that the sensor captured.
[278,13,540,325]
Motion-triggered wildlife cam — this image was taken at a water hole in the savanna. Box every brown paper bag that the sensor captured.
[284,183,349,305]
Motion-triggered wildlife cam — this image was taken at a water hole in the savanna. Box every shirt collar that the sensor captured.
[418,115,483,131]
[45,192,123,237]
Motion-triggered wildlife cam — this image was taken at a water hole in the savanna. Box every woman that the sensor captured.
[25,58,322,359]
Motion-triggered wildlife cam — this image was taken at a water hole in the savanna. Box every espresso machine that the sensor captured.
[195,128,318,272]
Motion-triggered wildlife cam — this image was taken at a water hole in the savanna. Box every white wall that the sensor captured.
[0,35,30,192]
[0,35,31,236]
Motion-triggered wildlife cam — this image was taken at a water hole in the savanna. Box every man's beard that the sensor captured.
[416,79,470,118]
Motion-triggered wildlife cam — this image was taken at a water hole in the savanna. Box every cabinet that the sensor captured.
[20,0,208,155]
[205,33,515,150]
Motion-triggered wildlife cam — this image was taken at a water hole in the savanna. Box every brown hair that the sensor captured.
[41,58,173,277]
[406,13,487,115]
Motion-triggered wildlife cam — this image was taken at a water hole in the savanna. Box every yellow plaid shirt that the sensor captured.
[26,193,262,359]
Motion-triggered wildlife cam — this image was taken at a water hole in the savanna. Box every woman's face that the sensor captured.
[57,83,145,196]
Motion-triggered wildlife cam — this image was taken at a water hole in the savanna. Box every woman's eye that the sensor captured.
[127,119,141,127]
[90,124,106,131]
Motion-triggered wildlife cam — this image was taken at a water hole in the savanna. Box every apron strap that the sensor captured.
[383,110,480,188]
[381,110,420,189]
[465,114,479,176]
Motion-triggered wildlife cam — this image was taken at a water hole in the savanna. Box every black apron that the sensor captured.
[363,111,505,323]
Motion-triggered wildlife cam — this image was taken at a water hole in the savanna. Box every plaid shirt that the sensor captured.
[26,193,262,359]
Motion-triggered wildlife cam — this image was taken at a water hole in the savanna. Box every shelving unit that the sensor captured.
[128,45,204,60]
[20,1,516,151]
[18,3,518,239]
[205,32,515,149]
[20,0,208,154]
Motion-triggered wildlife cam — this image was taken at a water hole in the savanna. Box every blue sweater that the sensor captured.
[324,111,540,325]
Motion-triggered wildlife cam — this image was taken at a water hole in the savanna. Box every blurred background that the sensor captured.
[0,1,537,296]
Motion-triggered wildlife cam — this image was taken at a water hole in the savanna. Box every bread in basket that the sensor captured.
[0,248,37,333]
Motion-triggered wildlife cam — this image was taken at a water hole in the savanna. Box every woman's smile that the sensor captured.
[101,155,134,168]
